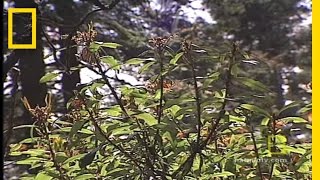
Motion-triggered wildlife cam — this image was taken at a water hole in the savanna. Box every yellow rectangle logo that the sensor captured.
[8,8,37,49]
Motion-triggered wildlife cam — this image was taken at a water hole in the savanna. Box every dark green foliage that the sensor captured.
[8,38,311,179]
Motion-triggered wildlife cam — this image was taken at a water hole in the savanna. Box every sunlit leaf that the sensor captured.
[139,61,156,74]
[75,174,95,180]
[35,172,53,180]
[125,58,145,65]
[208,171,235,178]
[237,77,270,92]
[280,117,308,123]
[100,56,120,70]
[69,120,87,138]
[134,113,157,126]
[40,73,59,83]
[170,52,184,65]
[241,104,271,118]
[100,42,122,49]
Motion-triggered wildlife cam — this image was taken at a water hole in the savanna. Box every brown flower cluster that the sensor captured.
[182,40,192,53]
[145,79,175,93]
[66,97,86,122]
[72,23,97,46]
[71,98,85,110]
[22,94,52,123]
[149,36,172,50]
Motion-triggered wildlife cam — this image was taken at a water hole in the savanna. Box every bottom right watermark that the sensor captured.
[234,157,289,164]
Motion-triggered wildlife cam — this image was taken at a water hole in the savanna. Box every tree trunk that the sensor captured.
[55,0,80,108]
[15,0,46,111]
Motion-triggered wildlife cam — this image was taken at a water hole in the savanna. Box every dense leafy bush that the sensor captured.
[8,28,311,179]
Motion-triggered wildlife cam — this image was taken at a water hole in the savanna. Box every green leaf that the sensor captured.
[229,115,246,122]
[170,52,184,65]
[89,42,121,53]
[297,162,310,173]
[231,63,239,77]
[275,134,287,144]
[40,73,59,83]
[79,148,99,168]
[75,174,95,180]
[112,125,134,136]
[100,56,120,70]
[261,117,270,126]
[277,145,306,154]
[134,113,157,126]
[95,128,107,141]
[69,120,87,138]
[163,131,173,145]
[20,149,46,156]
[278,102,300,115]
[63,154,85,165]
[168,105,181,117]
[55,152,68,163]
[208,171,235,178]
[105,168,127,176]
[280,117,308,123]
[35,172,53,180]
[89,42,100,52]
[3,124,37,133]
[241,51,250,59]
[240,104,271,118]
[125,58,145,65]
[17,157,45,165]
[104,106,122,116]
[139,61,156,74]
[57,127,93,135]
[203,72,220,88]
[237,77,270,92]
[90,82,104,93]
[100,42,122,49]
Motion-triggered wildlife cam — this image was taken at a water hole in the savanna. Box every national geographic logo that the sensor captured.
[8,8,37,49]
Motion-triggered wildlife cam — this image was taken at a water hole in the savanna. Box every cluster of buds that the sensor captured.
[149,36,172,50]
[22,94,52,123]
[145,79,175,93]
[70,98,85,110]
[182,40,192,53]
[52,136,67,152]
[29,106,50,122]
[72,22,97,46]
[65,98,85,122]
[66,109,82,123]
[121,96,138,110]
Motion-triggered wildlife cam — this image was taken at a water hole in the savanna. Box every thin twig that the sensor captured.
[65,0,121,66]
[41,122,67,179]
[189,58,202,146]
[76,93,145,174]
[157,52,164,124]
[201,42,237,149]
[249,123,264,180]
[172,43,237,178]
[268,115,276,179]
[41,26,68,71]
[95,59,130,118]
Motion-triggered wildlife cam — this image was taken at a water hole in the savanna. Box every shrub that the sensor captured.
[8,33,311,179]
